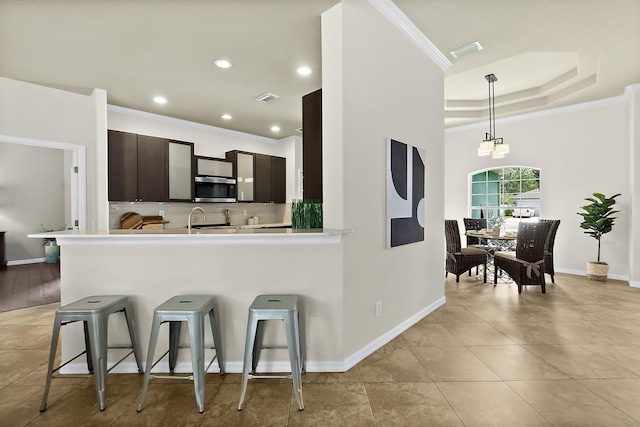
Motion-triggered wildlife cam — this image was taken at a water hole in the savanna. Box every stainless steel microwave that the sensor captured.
[194,176,237,203]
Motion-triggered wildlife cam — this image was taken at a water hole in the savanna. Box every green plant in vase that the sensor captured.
[577,192,620,281]
[291,200,323,229]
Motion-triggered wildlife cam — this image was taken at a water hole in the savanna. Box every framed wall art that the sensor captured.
[386,138,425,248]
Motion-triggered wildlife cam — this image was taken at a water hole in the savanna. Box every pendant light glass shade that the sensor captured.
[478,147,491,156]
[491,149,505,159]
[494,143,510,155]
[477,139,494,156]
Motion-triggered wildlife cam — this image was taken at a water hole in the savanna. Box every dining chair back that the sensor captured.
[539,219,561,283]
[493,221,552,293]
[463,218,487,247]
[445,220,487,283]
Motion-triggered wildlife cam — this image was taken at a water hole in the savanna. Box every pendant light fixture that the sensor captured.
[478,73,509,158]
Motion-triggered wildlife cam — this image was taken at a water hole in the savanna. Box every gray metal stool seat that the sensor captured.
[40,295,143,412]
[238,294,304,411]
[137,295,224,413]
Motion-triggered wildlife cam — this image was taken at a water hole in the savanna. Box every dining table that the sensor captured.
[465,230,518,283]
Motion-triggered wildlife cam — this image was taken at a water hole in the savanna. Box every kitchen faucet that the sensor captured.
[188,207,207,233]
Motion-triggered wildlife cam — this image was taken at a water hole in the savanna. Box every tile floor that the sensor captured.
[1,273,640,426]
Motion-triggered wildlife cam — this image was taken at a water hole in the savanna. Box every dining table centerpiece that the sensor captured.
[488,216,504,237]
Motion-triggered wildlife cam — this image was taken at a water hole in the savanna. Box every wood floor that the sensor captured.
[0,263,60,312]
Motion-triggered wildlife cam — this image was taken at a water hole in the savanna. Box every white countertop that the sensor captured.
[29,227,351,245]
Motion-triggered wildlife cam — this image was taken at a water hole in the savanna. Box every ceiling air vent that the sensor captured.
[255,92,280,103]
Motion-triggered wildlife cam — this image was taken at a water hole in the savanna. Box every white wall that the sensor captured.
[60,240,345,372]
[0,143,65,261]
[445,96,632,279]
[0,77,105,257]
[628,85,640,287]
[323,1,446,361]
[107,107,300,202]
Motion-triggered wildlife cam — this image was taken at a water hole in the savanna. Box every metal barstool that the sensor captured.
[137,295,224,413]
[237,294,304,411]
[40,295,144,412]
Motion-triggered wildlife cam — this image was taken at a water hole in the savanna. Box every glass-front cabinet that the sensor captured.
[227,151,255,202]
[236,153,254,202]
[168,141,194,201]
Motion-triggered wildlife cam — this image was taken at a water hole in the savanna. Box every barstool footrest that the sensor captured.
[249,374,293,380]
[148,348,221,375]
[150,374,195,381]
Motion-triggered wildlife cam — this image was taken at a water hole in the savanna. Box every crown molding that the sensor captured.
[446,93,628,134]
[368,0,452,71]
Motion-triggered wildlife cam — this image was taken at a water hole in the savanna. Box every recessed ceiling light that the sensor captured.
[214,59,232,69]
[271,126,280,132]
[153,96,167,104]
[221,114,232,120]
[449,41,483,59]
[297,66,312,76]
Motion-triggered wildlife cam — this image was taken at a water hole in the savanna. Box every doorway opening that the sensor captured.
[0,134,86,264]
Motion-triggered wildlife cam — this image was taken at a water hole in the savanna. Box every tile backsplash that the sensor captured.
[109,202,291,229]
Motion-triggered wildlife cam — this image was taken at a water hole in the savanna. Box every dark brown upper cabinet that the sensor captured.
[226,150,286,203]
[302,88,322,201]
[255,153,286,204]
[108,130,168,202]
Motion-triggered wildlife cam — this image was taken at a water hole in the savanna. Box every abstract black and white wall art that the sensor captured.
[386,138,425,248]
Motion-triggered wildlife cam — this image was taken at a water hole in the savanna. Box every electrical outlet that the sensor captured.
[159,210,165,218]
[375,301,382,317]
[243,209,248,215]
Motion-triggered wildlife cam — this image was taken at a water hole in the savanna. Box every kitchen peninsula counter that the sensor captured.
[30,228,351,374]
[33,228,348,245]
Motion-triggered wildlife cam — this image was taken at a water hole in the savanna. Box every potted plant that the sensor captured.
[577,192,620,281]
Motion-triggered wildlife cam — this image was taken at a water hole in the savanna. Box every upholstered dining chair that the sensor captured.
[539,219,561,283]
[494,221,552,293]
[445,220,487,283]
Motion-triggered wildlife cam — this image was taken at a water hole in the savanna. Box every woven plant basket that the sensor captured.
[587,261,608,282]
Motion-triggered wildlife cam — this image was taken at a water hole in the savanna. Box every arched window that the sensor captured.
[470,167,541,228]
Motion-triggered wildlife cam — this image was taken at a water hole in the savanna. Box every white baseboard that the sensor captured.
[556,268,630,285]
[7,258,45,266]
[61,359,347,375]
[59,297,448,375]
[343,296,447,371]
